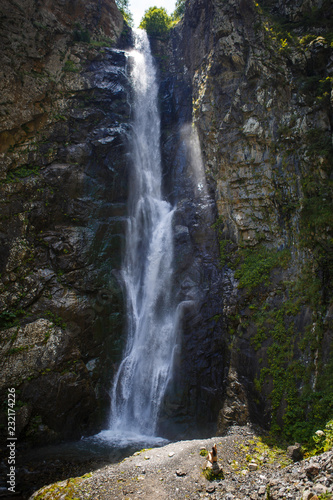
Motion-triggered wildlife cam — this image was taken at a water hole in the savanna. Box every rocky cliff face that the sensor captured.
[0,0,132,444]
[159,0,333,440]
[0,0,332,449]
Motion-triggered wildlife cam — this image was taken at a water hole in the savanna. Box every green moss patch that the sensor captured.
[1,165,40,183]
[202,467,224,481]
[234,247,291,293]
[0,309,26,330]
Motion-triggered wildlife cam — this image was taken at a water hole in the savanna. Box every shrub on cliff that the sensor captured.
[172,0,186,20]
[116,0,133,26]
[304,420,333,456]
[139,7,172,37]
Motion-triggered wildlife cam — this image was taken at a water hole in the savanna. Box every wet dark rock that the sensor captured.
[0,0,130,446]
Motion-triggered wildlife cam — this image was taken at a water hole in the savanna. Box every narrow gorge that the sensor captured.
[107,29,179,442]
[0,0,332,496]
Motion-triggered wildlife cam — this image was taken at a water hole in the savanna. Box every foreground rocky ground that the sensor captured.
[29,426,333,500]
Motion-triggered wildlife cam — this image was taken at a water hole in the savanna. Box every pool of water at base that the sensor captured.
[1,431,169,499]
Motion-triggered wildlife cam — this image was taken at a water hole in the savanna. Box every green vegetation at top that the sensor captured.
[139,7,173,37]
[173,0,186,20]
[139,1,186,37]
[44,310,67,330]
[116,0,134,27]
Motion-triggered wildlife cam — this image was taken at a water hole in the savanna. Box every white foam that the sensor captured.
[84,429,168,448]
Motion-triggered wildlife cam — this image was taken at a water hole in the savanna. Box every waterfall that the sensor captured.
[107,30,178,441]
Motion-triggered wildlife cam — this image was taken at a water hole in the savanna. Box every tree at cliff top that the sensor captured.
[172,0,186,20]
[139,7,172,36]
[116,0,133,26]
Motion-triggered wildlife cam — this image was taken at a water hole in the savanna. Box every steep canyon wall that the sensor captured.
[0,0,332,448]
[0,0,131,444]
[159,0,333,440]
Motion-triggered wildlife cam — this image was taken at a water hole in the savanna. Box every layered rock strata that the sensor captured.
[158,0,333,438]
[0,0,131,444]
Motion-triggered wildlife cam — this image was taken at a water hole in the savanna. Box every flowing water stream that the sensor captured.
[101,30,178,444]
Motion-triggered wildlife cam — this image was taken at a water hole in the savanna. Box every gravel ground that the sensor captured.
[28,426,333,500]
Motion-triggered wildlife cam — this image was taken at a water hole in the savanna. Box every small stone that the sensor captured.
[168,452,175,457]
[176,469,187,477]
[258,485,266,495]
[305,464,320,479]
[287,443,304,462]
[248,462,258,471]
[206,485,215,493]
[313,484,327,495]
[302,489,313,500]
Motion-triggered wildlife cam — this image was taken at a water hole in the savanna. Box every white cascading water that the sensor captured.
[106,30,178,441]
